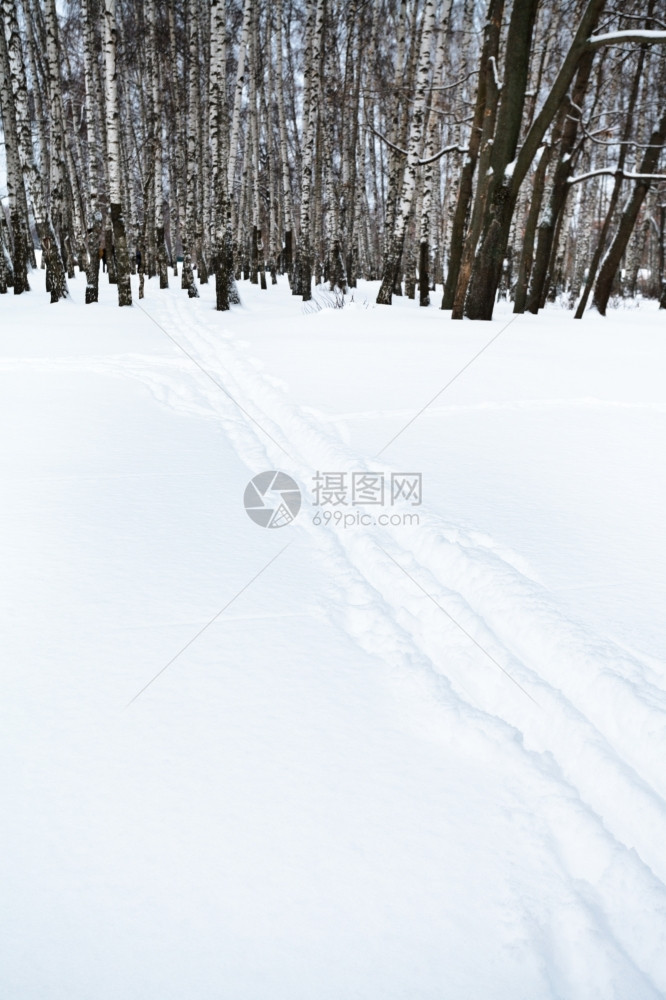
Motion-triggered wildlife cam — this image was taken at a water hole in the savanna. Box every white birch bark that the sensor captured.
[382,0,409,263]
[209,0,226,253]
[20,0,47,184]
[0,217,11,292]
[4,0,69,299]
[80,0,103,301]
[182,0,199,296]
[44,0,70,268]
[2,0,35,266]
[210,0,232,309]
[247,0,261,286]
[418,0,452,305]
[376,0,438,305]
[294,0,325,300]
[274,0,294,275]
[221,0,251,304]
[147,0,168,288]
[103,0,132,305]
[167,2,182,277]
[0,0,29,291]
[226,0,252,204]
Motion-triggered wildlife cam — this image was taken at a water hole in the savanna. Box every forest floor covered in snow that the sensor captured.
[1,269,666,999]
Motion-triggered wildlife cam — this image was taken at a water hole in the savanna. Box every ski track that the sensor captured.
[17,291,666,992]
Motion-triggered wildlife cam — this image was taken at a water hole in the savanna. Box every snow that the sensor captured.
[503,158,516,180]
[1,270,666,999]
[489,54,502,91]
[568,168,666,186]
[589,29,666,47]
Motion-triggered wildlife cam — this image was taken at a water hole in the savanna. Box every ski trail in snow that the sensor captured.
[74,291,666,989]
[137,295,666,801]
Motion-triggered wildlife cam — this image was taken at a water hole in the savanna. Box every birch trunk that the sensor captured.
[44,0,72,294]
[418,0,451,307]
[3,0,39,261]
[0,4,29,293]
[274,0,294,279]
[210,0,230,308]
[103,0,132,305]
[80,0,102,302]
[3,0,69,300]
[294,0,325,301]
[182,0,199,297]
[148,0,168,289]
[224,0,252,302]
[376,0,438,305]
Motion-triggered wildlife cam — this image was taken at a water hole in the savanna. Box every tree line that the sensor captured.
[1,0,666,319]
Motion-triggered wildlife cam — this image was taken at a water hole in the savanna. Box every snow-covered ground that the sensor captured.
[1,269,665,999]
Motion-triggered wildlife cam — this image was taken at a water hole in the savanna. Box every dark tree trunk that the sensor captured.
[300,236,312,302]
[157,226,169,288]
[283,229,293,280]
[463,0,606,318]
[85,214,103,304]
[42,230,68,303]
[10,209,28,294]
[464,186,517,319]
[110,202,132,306]
[574,51,649,318]
[215,256,230,310]
[463,0,540,320]
[251,225,259,284]
[377,234,405,304]
[593,111,666,315]
[514,147,551,313]
[442,0,505,310]
[405,246,416,299]
[419,240,430,306]
[525,51,595,313]
[330,238,347,292]
[105,228,117,284]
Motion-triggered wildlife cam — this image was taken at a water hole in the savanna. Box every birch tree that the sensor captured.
[292,0,325,301]
[2,0,68,300]
[103,0,132,305]
[274,0,294,279]
[376,0,439,305]
[148,0,168,290]
[3,0,666,318]
[0,3,28,293]
[80,0,103,302]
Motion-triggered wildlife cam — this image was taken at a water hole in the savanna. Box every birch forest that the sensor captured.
[1,0,666,320]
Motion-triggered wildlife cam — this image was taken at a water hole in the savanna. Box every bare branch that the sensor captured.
[588,29,666,49]
[363,121,467,165]
[568,167,666,185]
